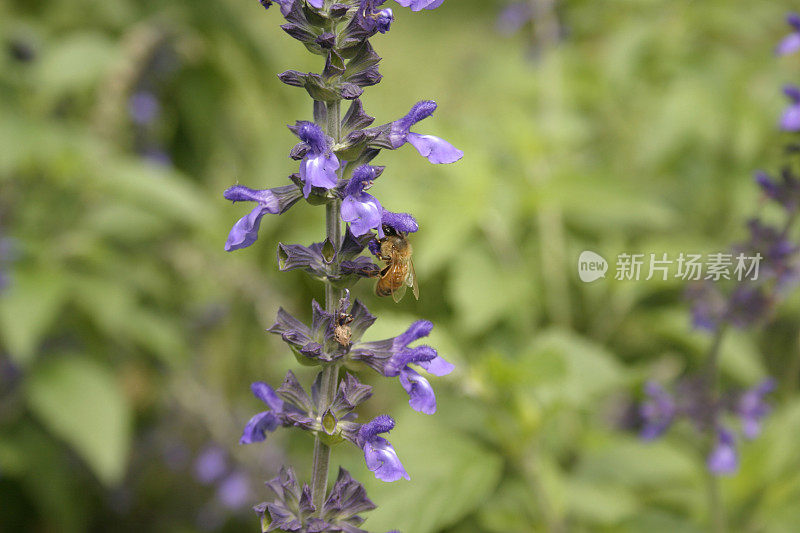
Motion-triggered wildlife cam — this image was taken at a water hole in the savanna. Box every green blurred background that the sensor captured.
[3,0,800,531]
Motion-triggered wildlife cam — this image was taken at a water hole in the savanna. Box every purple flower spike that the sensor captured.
[307,0,324,8]
[777,13,800,56]
[341,165,384,237]
[393,0,444,12]
[640,381,677,440]
[737,378,776,439]
[224,185,303,251]
[707,428,738,475]
[293,121,340,197]
[390,101,463,164]
[357,415,409,482]
[382,209,419,233]
[781,86,800,132]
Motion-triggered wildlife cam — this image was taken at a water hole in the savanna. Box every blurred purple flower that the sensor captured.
[755,169,800,211]
[194,446,228,484]
[640,381,677,440]
[129,91,160,125]
[707,428,738,475]
[737,378,775,439]
[777,13,800,56]
[141,148,172,167]
[781,85,800,131]
[496,2,535,35]
[217,471,252,509]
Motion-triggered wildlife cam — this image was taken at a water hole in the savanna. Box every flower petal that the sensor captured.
[407,132,464,164]
[225,205,271,251]
[417,354,454,376]
[393,0,444,12]
[300,153,340,196]
[251,381,284,412]
[342,194,383,236]
[400,367,436,414]
[363,435,409,482]
[240,411,279,444]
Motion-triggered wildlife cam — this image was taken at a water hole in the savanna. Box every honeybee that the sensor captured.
[375,226,419,302]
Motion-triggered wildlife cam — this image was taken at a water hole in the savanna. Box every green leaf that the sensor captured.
[343,412,503,533]
[565,480,638,525]
[0,269,68,365]
[35,33,118,98]
[26,356,132,485]
[531,329,626,406]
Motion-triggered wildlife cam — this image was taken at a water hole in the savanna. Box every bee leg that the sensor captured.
[380,265,391,277]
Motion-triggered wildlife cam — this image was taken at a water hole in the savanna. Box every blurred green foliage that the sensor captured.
[3,0,800,531]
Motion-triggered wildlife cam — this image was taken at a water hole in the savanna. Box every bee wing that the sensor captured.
[391,281,407,303]
[408,259,419,300]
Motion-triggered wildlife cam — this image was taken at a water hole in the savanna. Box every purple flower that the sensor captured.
[350,319,453,414]
[777,13,800,56]
[240,382,284,444]
[393,0,444,11]
[376,8,394,33]
[390,101,464,164]
[194,446,228,484]
[707,428,738,475]
[307,0,323,8]
[381,209,419,234]
[223,184,303,251]
[781,85,800,132]
[640,381,677,440]
[129,91,160,125]
[357,1,395,35]
[291,121,340,197]
[737,378,775,439]
[357,415,409,482]
[240,379,314,444]
[341,165,384,237]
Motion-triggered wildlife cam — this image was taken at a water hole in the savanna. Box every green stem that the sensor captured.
[703,324,727,533]
[708,470,726,533]
[310,99,343,516]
